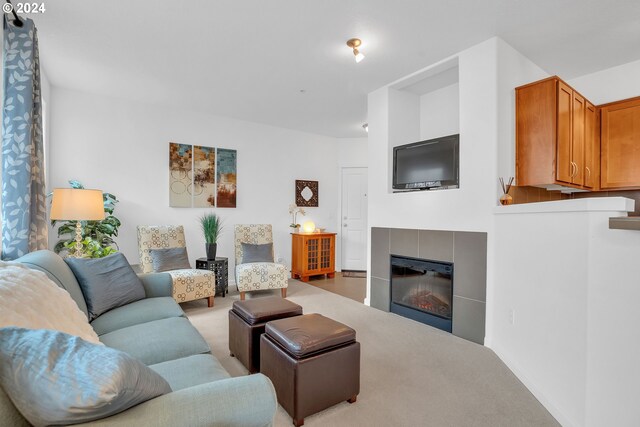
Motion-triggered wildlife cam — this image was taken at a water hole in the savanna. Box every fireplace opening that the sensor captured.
[390,255,453,332]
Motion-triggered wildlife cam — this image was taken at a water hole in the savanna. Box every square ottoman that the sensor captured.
[229,296,302,373]
[260,313,360,427]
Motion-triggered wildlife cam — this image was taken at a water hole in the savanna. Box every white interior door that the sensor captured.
[341,167,368,271]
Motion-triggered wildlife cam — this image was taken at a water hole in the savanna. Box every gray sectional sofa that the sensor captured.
[0,250,277,426]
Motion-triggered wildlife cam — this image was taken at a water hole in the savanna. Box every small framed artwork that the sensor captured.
[295,180,318,207]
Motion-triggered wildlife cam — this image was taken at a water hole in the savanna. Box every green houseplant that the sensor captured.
[199,212,222,260]
[51,180,121,258]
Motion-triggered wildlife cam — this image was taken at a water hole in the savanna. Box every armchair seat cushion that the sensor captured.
[99,317,210,365]
[236,262,288,292]
[149,354,230,391]
[91,297,185,336]
[167,269,215,303]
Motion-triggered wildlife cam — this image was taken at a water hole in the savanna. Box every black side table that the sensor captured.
[196,257,229,297]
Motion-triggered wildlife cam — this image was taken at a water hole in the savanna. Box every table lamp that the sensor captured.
[50,188,105,258]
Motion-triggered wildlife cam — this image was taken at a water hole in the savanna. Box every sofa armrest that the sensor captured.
[79,374,277,427]
[137,273,173,298]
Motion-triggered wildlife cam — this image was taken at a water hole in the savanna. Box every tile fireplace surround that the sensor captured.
[370,228,487,344]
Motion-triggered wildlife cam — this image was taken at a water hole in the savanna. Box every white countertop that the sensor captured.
[494,197,635,214]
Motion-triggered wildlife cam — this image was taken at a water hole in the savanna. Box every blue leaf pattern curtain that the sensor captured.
[1,16,46,260]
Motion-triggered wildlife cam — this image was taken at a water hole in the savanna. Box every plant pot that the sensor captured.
[206,243,217,260]
[499,194,513,206]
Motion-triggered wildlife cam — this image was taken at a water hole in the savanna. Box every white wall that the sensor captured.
[419,83,460,141]
[48,87,341,277]
[493,200,640,427]
[367,38,498,234]
[496,39,548,180]
[569,58,640,105]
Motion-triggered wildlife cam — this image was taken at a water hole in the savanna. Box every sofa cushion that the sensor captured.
[17,249,90,318]
[0,327,171,427]
[91,297,185,336]
[0,262,101,345]
[149,354,230,391]
[99,317,210,365]
[66,253,146,321]
[150,247,191,272]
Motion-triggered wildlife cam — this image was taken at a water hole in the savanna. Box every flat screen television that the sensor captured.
[392,134,459,190]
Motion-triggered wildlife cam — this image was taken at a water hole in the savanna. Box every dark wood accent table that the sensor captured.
[196,257,229,297]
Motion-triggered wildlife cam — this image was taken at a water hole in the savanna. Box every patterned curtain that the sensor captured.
[1,16,46,260]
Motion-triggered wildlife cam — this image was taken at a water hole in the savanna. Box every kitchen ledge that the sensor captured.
[494,197,635,214]
[609,217,640,231]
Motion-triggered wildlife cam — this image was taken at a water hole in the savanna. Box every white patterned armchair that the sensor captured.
[234,224,288,300]
[137,225,215,307]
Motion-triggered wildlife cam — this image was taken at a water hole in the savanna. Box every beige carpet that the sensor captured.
[182,280,559,427]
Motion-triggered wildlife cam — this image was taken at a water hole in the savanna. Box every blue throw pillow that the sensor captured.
[0,327,171,426]
[241,242,274,263]
[149,247,191,272]
[65,252,146,321]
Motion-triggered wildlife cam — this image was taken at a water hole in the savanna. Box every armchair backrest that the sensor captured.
[137,225,187,273]
[234,224,274,265]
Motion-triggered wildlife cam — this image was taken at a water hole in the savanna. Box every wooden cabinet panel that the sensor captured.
[516,78,557,186]
[571,92,585,185]
[291,233,336,282]
[601,97,640,189]
[556,81,573,183]
[584,102,597,188]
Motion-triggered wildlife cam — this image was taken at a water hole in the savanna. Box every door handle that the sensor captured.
[343,224,348,227]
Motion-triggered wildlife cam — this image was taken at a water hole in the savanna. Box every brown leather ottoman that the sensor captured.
[260,314,360,427]
[228,296,302,373]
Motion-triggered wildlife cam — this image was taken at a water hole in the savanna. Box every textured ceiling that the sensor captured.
[31,0,640,137]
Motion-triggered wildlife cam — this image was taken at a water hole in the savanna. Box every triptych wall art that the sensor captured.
[169,142,237,208]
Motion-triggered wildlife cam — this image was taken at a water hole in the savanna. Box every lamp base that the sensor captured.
[71,220,84,258]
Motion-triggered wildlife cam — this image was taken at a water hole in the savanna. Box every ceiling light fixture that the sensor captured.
[346,38,365,63]
[362,123,369,133]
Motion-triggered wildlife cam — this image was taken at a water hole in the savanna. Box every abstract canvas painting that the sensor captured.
[169,142,192,207]
[216,148,237,208]
[193,145,216,207]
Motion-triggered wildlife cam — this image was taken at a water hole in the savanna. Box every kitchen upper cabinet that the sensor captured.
[600,97,640,189]
[516,76,597,191]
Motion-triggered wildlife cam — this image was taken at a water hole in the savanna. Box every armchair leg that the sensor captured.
[281,288,287,298]
[240,292,246,301]
[207,296,214,307]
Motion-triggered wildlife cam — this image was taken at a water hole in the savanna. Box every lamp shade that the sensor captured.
[50,189,105,221]
[302,221,316,233]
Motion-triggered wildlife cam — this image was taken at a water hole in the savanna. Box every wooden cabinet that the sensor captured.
[291,232,336,282]
[600,97,640,189]
[584,101,598,188]
[516,76,599,190]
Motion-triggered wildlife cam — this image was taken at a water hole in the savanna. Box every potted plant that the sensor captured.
[200,212,222,260]
[288,204,305,232]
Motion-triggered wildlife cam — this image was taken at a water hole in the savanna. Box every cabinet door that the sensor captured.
[584,102,597,188]
[556,81,573,183]
[571,92,585,185]
[601,98,640,189]
[306,237,319,273]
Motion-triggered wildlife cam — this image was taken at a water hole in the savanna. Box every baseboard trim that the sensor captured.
[491,344,577,427]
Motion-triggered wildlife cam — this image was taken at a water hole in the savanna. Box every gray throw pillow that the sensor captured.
[241,242,274,263]
[149,247,191,272]
[0,327,171,427]
[65,252,145,321]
